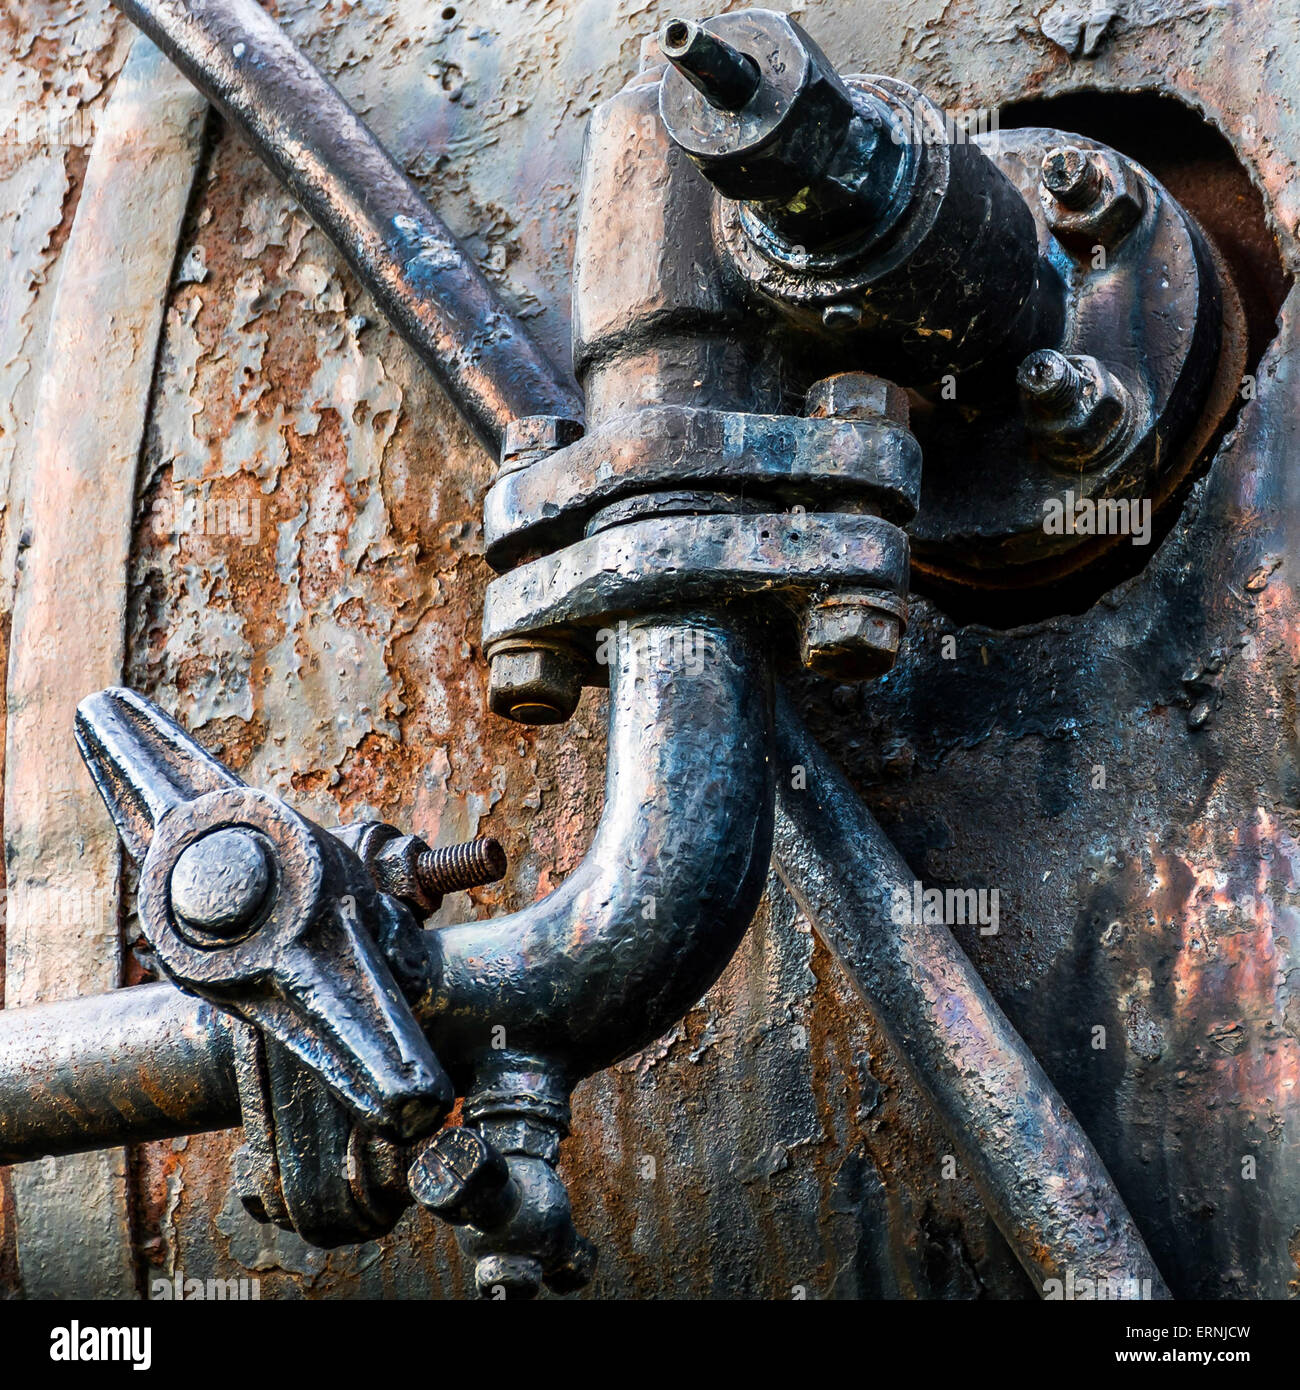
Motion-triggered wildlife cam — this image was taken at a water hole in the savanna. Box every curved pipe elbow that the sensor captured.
[425,610,774,1088]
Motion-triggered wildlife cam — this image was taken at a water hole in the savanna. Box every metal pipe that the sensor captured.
[426,608,774,1090]
[0,983,237,1164]
[772,690,1170,1298]
[111,0,583,456]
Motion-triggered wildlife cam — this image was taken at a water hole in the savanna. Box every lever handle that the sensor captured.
[75,687,453,1140]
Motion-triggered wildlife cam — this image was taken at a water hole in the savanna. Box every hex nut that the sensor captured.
[1041,145,1145,251]
[1017,349,1135,467]
[373,834,441,917]
[487,642,587,725]
[499,415,583,475]
[801,589,906,681]
[805,372,910,428]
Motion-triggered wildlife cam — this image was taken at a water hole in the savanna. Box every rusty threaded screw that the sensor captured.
[416,836,507,897]
[1041,146,1103,211]
[1017,348,1087,415]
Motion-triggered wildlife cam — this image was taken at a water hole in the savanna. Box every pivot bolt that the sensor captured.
[170,828,271,939]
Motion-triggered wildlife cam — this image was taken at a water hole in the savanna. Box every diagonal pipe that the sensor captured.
[773,691,1169,1297]
[110,0,582,456]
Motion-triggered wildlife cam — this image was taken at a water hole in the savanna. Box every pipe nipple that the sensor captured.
[659,18,760,111]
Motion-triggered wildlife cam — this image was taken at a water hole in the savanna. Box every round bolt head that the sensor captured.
[170,828,272,939]
[488,645,586,725]
[801,594,903,681]
[805,372,909,427]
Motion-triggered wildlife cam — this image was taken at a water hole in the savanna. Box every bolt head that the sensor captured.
[801,592,904,681]
[805,372,909,427]
[488,644,586,725]
[170,828,272,939]
[475,1253,543,1300]
[409,1126,511,1223]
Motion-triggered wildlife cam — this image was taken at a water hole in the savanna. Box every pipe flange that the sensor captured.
[906,129,1232,588]
[482,510,911,670]
[482,404,921,571]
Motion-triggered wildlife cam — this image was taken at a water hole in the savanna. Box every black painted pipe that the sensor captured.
[112,0,583,456]
[772,691,1170,1298]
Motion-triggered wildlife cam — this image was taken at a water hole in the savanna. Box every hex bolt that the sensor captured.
[408,1126,520,1230]
[1017,348,1135,467]
[1040,145,1145,251]
[659,17,760,111]
[1041,146,1103,211]
[801,588,906,681]
[799,372,910,682]
[491,417,590,726]
[170,828,272,939]
[805,371,910,428]
[498,414,583,477]
[487,639,588,726]
[372,833,507,917]
[417,836,507,897]
[1017,348,1088,414]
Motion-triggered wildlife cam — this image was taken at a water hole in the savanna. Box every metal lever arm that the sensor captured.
[74,687,452,1140]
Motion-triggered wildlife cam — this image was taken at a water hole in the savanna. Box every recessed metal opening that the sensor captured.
[914,92,1289,629]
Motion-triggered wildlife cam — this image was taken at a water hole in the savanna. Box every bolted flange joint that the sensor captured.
[798,371,913,681]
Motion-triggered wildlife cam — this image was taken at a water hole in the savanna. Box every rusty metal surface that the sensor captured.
[2,0,1298,1299]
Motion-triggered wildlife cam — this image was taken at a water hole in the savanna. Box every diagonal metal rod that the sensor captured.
[773,691,1169,1297]
[111,0,583,457]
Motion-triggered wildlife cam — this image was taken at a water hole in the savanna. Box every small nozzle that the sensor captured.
[659,17,760,111]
